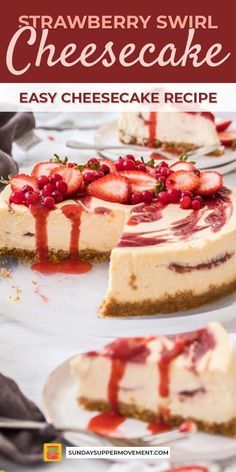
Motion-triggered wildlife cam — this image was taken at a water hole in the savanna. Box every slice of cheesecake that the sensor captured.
[71,323,236,437]
[119,112,221,154]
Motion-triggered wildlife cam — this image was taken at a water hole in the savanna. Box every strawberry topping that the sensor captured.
[218,130,236,147]
[118,170,156,193]
[216,120,232,132]
[11,174,39,193]
[87,173,131,204]
[169,161,198,174]
[32,162,60,178]
[197,171,223,196]
[166,170,200,193]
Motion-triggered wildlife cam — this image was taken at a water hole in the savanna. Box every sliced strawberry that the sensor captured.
[169,161,198,173]
[32,162,61,178]
[216,119,232,132]
[218,130,236,147]
[166,170,200,193]
[97,158,116,173]
[118,170,156,193]
[197,171,223,196]
[49,166,83,196]
[87,173,131,204]
[11,174,38,193]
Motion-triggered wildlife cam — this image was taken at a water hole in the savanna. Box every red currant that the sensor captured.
[37,175,49,189]
[41,196,55,209]
[130,192,142,205]
[194,195,203,204]
[158,191,170,205]
[181,191,193,200]
[158,175,167,185]
[83,172,98,183]
[124,154,135,162]
[192,199,201,211]
[25,191,39,205]
[22,185,33,193]
[50,173,63,183]
[52,190,64,203]
[158,161,169,169]
[180,196,192,210]
[136,163,147,173]
[100,164,110,174]
[160,167,171,177]
[167,188,181,204]
[10,191,25,204]
[141,190,153,203]
[123,159,136,170]
[88,158,99,167]
[42,183,54,197]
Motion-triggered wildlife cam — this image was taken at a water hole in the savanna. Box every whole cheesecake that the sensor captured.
[71,322,236,437]
[0,154,235,316]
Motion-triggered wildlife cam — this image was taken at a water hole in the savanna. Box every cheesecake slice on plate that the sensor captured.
[119,112,221,154]
[71,322,236,437]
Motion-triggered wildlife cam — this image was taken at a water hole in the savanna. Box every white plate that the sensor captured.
[0,256,236,339]
[42,343,236,463]
[94,120,236,170]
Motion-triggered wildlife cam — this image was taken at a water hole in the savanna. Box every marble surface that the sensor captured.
[1,119,236,471]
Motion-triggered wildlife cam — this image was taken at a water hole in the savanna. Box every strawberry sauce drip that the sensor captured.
[30,204,50,262]
[103,337,152,410]
[108,360,127,410]
[87,411,125,436]
[31,203,91,275]
[158,329,215,398]
[148,112,157,146]
[147,419,170,434]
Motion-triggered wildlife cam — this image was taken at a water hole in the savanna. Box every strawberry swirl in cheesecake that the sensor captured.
[0,153,236,316]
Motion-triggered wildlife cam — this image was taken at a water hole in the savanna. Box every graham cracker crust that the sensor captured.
[119,131,223,156]
[0,247,110,264]
[78,397,236,438]
[101,276,236,317]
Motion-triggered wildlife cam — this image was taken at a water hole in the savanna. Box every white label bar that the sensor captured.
[0,83,235,112]
[65,446,170,460]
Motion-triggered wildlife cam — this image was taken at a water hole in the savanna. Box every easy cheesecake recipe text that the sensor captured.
[5,15,230,75]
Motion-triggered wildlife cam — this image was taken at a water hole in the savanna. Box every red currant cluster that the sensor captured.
[11,174,68,209]
[158,189,203,210]
[115,155,147,172]
[83,158,110,185]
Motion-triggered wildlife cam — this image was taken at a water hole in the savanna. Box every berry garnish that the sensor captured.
[50,173,63,183]
[141,190,153,203]
[100,164,110,174]
[191,199,201,210]
[24,191,39,206]
[41,196,55,209]
[130,192,142,205]
[197,171,223,196]
[11,174,39,193]
[122,159,136,171]
[41,183,55,197]
[158,191,170,205]
[97,158,116,173]
[118,170,156,193]
[32,162,60,178]
[169,161,198,173]
[87,173,131,204]
[167,188,181,203]
[216,120,232,132]
[49,166,83,195]
[83,171,99,184]
[180,196,192,210]
[37,175,49,189]
[166,170,200,193]
[51,190,64,203]
[10,191,25,205]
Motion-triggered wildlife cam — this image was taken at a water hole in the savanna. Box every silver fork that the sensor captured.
[0,417,190,447]
[65,141,222,158]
